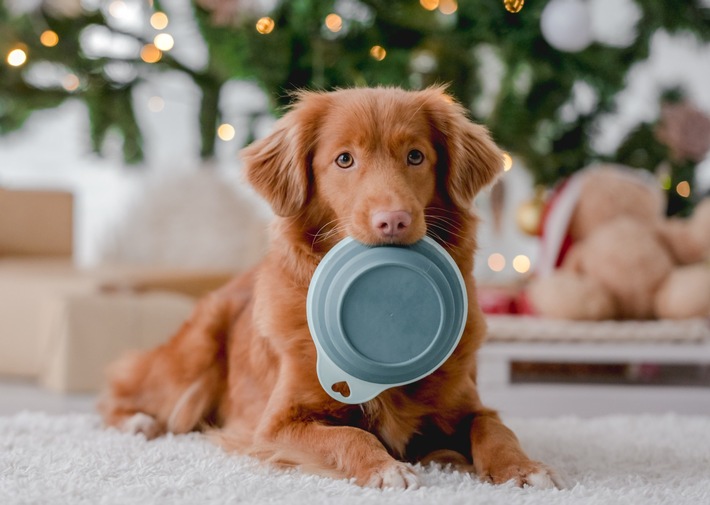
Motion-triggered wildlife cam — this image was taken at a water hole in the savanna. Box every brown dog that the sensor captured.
[99,86,559,489]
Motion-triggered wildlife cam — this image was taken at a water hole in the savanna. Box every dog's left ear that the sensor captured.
[423,88,504,209]
[240,91,329,217]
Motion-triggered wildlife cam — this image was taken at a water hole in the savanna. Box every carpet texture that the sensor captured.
[2,412,709,504]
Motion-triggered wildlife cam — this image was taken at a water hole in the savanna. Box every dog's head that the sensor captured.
[241,87,503,247]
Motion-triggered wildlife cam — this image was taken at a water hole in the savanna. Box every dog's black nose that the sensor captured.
[372,211,412,239]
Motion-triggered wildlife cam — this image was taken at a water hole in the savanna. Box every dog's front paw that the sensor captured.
[364,461,420,490]
[120,412,163,439]
[486,459,564,489]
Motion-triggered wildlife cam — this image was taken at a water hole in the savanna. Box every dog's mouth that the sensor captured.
[372,234,425,246]
[348,227,427,247]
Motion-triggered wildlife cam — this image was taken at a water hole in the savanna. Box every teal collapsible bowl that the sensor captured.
[306,236,468,404]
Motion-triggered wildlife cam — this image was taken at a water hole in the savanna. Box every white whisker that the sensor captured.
[312,220,350,246]
[426,228,448,247]
[426,222,468,242]
[425,214,465,232]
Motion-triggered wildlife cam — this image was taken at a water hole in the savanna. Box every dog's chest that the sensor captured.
[358,397,422,457]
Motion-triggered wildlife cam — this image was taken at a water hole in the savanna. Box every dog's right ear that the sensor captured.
[240,92,329,217]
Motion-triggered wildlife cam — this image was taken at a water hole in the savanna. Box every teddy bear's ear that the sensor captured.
[240,91,331,217]
[421,87,504,209]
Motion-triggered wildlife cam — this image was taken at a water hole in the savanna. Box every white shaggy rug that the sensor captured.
[2,413,709,505]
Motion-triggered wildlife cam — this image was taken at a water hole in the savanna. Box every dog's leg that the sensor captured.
[253,420,420,489]
[98,294,228,437]
[469,407,563,488]
[98,274,252,438]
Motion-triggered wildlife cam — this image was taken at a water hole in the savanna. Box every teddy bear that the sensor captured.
[525,164,710,320]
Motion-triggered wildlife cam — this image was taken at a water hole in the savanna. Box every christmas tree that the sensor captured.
[2,0,709,211]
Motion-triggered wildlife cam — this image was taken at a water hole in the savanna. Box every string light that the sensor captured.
[256,17,275,34]
[7,48,27,67]
[153,33,174,51]
[62,74,80,92]
[502,152,513,171]
[150,12,169,30]
[140,43,162,63]
[488,253,506,272]
[325,13,343,32]
[439,0,458,15]
[420,0,439,10]
[108,0,128,18]
[217,123,236,141]
[148,96,164,112]
[512,255,531,274]
[40,30,59,47]
[370,45,386,61]
[676,181,691,198]
[504,0,525,13]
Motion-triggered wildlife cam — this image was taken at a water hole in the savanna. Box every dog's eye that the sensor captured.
[407,149,424,166]
[335,152,354,169]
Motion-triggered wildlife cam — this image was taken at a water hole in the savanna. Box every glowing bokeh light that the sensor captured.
[150,12,169,30]
[63,74,80,91]
[370,45,387,61]
[218,123,236,141]
[7,48,27,67]
[420,0,440,11]
[325,13,343,32]
[439,0,458,14]
[140,44,162,63]
[153,33,174,51]
[148,96,165,112]
[108,0,128,18]
[488,253,506,272]
[256,17,275,34]
[512,255,531,274]
[502,152,513,171]
[676,181,691,198]
[40,30,59,47]
[504,0,525,14]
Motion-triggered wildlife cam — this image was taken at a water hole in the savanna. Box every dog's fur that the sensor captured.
[99,87,558,489]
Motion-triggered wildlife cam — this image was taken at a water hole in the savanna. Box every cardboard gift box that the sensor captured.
[38,290,196,392]
[0,187,74,257]
[0,187,235,392]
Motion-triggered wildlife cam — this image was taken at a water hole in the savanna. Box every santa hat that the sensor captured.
[536,171,587,277]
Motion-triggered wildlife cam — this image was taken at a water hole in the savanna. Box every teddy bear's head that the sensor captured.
[568,165,665,241]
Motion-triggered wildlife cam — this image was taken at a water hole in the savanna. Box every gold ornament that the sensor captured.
[504,0,525,14]
[516,186,546,236]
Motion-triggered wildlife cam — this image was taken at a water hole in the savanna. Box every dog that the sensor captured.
[99,86,559,489]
